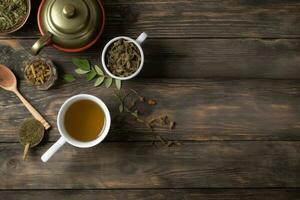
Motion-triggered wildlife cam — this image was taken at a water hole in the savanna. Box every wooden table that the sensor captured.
[1,1,300,199]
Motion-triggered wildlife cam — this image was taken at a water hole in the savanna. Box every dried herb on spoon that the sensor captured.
[18,118,45,160]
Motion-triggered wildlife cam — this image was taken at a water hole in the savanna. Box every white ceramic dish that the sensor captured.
[101,32,148,80]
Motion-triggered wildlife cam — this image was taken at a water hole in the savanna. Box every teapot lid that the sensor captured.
[38,0,105,50]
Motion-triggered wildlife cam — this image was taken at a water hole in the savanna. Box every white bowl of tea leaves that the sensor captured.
[101,32,147,80]
[0,0,31,34]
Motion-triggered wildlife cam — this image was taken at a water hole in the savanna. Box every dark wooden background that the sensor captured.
[1,0,300,199]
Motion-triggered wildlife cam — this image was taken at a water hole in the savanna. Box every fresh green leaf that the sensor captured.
[94,65,104,75]
[86,69,97,81]
[119,103,124,113]
[103,77,113,88]
[72,58,90,71]
[75,68,90,74]
[136,118,144,123]
[62,74,75,82]
[115,79,122,90]
[94,76,105,86]
[131,110,139,118]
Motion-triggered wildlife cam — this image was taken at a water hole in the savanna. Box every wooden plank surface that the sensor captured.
[1,142,300,189]
[1,79,300,142]
[1,0,300,198]
[1,38,300,79]
[4,0,300,39]
[2,189,300,200]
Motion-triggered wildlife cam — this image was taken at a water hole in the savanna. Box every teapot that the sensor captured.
[31,0,105,55]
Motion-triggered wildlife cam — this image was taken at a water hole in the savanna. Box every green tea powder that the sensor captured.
[18,118,44,147]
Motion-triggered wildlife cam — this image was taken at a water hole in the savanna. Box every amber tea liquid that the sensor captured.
[64,100,105,142]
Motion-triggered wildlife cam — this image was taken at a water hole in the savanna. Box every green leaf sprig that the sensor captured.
[62,74,75,82]
[72,58,122,90]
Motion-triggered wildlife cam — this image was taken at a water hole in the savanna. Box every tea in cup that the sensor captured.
[41,94,111,162]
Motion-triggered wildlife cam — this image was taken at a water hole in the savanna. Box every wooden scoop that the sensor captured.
[0,64,50,130]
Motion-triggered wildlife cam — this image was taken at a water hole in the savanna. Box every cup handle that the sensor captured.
[136,32,148,45]
[41,137,66,162]
[31,31,52,55]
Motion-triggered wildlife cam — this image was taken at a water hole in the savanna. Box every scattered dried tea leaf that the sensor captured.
[139,96,145,102]
[157,115,169,125]
[128,100,137,110]
[149,118,159,124]
[167,141,174,147]
[146,122,154,131]
[113,89,178,147]
[156,135,167,145]
[148,99,157,105]
[169,121,176,130]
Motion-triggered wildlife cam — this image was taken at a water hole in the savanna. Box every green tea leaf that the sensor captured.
[103,77,113,88]
[62,74,75,82]
[131,110,139,118]
[119,103,124,113]
[86,69,97,81]
[94,76,105,87]
[75,68,89,74]
[136,118,144,123]
[72,58,90,71]
[94,65,104,75]
[115,79,122,90]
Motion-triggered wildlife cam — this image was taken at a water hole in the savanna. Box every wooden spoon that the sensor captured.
[0,64,50,130]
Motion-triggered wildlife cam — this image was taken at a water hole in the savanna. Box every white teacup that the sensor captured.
[41,94,111,162]
[101,32,148,80]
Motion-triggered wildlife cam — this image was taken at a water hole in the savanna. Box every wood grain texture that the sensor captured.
[1,0,300,197]
[2,189,300,200]
[4,0,300,39]
[1,142,300,189]
[1,79,300,142]
[1,38,300,79]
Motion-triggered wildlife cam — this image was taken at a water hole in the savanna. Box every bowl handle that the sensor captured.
[31,31,53,55]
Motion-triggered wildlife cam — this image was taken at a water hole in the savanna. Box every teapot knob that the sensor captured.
[63,4,76,19]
